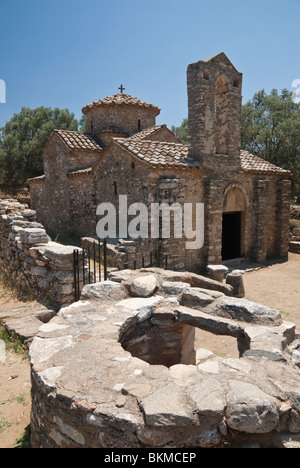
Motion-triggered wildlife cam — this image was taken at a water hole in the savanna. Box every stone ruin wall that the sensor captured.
[29,268,300,448]
[0,199,80,309]
[1,197,300,449]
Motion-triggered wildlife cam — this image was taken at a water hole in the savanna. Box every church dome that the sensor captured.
[82,90,160,142]
[82,92,160,116]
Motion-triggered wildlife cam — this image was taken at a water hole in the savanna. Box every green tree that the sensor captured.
[0,106,79,186]
[241,89,300,199]
[171,118,188,144]
[79,114,87,133]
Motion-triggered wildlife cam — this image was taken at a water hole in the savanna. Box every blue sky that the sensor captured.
[0,0,300,129]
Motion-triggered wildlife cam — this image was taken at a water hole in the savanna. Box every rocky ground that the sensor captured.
[0,252,299,448]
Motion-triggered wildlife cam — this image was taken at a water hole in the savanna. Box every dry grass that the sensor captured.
[0,266,38,303]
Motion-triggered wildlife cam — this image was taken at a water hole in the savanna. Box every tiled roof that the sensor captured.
[129,124,182,143]
[41,128,290,177]
[113,141,289,174]
[82,93,161,116]
[67,167,93,178]
[27,174,45,183]
[55,130,103,152]
[240,151,291,175]
[114,139,200,169]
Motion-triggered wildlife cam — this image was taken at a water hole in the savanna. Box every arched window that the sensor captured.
[203,69,210,80]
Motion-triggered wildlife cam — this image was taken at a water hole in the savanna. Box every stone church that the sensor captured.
[29,53,291,272]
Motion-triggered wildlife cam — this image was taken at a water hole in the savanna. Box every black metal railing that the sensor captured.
[125,251,168,271]
[73,242,168,302]
[73,239,108,302]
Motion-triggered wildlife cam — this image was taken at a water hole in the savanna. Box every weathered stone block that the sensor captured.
[43,243,78,268]
[116,296,164,322]
[30,266,48,278]
[81,281,127,301]
[130,275,157,297]
[140,383,197,426]
[181,287,215,307]
[226,271,245,298]
[225,380,279,433]
[160,281,188,295]
[207,265,228,283]
[220,298,282,326]
[20,228,49,245]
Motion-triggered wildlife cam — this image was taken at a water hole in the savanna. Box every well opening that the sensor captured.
[120,318,196,368]
[120,315,241,368]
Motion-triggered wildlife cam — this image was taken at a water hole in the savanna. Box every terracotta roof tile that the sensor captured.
[129,125,166,140]
[67,167,93,177]
[55,130,103,152]
[114,139,200,169]
[240,151,291,175]
[129,125,163,140]
[114,140,290,174]
[82,93,160,116]
[27,175,45,183]
[49,128,290,176]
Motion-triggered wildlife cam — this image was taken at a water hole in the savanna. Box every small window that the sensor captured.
[114,181,118,196]
[91,121,94,133]
[203,69,210,80]
[138,119,141,131]
[131,161,135,169]
[233,79,240,88]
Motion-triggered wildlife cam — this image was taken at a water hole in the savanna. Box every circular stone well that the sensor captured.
[29,269,300,448]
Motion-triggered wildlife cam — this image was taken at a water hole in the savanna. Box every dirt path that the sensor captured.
[243,253,300,330]
[0,253,299,448]
[0,349,31,449]
[0,290,33,448]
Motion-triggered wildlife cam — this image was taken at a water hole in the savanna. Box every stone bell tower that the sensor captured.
[187,53,243,168]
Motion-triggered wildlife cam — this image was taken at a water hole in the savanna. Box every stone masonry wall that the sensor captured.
[69,172,96,238]
[94,144,206,272]
[0,199,81,309]
[30,135,72,236]
[86,104,157,138]
[187,54,243,161]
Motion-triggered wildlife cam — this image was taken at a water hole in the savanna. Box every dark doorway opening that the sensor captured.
[222,212,241,260]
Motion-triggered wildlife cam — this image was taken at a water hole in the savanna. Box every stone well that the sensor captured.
[29,268,300,448]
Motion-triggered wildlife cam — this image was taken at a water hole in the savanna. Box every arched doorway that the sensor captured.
[222,185,247,261]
